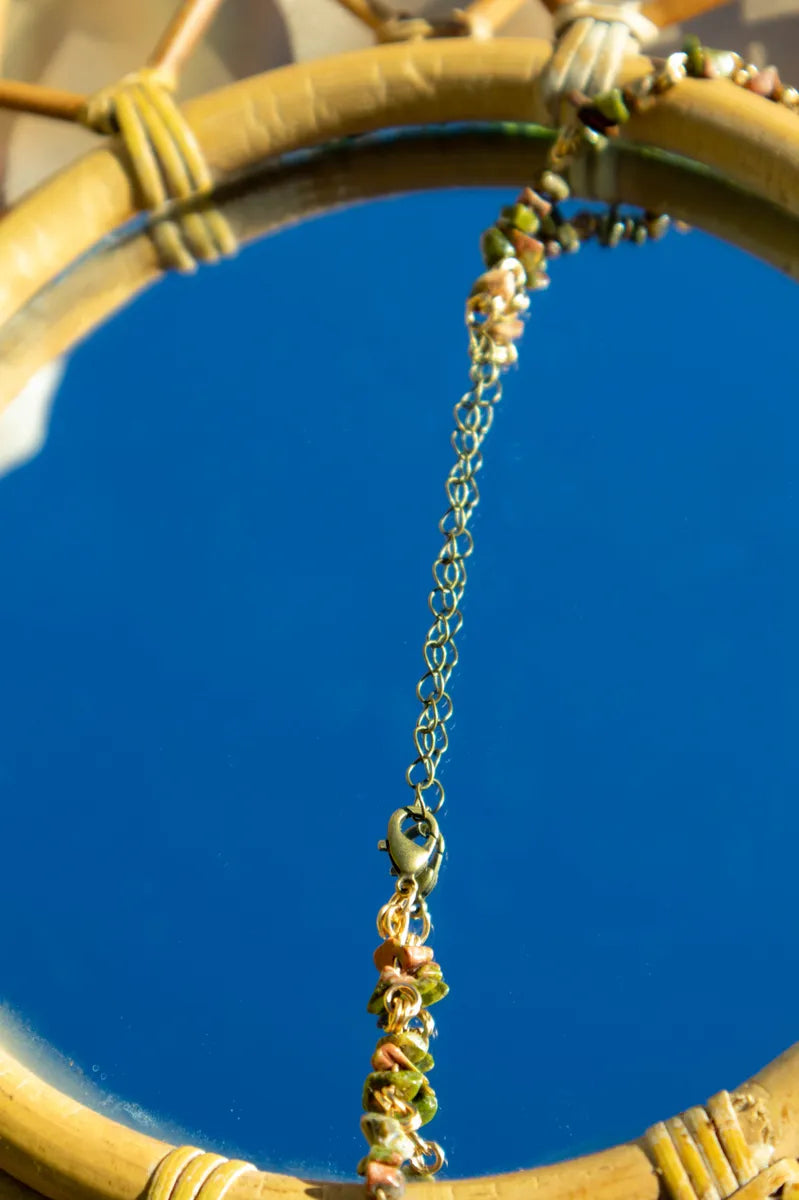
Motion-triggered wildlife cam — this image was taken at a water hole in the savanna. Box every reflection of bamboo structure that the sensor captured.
[4,94,799,419]
[3,3,799,1198]
[5,117,799,414]
[1,1038,799,1200]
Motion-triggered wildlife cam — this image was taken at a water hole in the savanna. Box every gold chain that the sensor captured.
[404,323,516,816]
[358,288,526,1200]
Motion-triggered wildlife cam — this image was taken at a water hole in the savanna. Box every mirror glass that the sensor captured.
[1,187,797,1180]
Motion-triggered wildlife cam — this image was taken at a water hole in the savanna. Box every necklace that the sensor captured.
[356,35,799,1198]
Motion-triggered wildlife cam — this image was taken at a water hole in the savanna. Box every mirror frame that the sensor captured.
[2,35,799,1200]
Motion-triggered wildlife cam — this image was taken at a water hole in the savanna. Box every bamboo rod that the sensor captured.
[329,0,389,36]
[0,80,84,123]
[456,0,531,37]
[0,0,10,71]
[147,0,228,80]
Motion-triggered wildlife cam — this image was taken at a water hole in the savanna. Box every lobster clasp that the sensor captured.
[378,804,445,899]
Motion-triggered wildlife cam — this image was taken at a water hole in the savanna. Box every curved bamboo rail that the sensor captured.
[1,1038,798,1200]
[3,30,799,1200]
[4,37,799,344]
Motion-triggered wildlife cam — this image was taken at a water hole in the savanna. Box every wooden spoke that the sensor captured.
[0,0,9,68]
[0,79,84,122]
[147,0,228,83]
[326,0,392,35]
[0,0,230,122]
[453,0,532,39]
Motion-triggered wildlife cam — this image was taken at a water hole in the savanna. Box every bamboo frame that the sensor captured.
[4,39,799,360]
[3,26,799,1200]
[1,1036,798,1200]
[3,124,799,412]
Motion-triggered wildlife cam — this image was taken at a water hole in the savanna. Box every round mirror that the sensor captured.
[1,181,797,1180]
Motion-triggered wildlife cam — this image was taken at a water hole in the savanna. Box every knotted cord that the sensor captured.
[78,70,237,273]
[644,1091,799,1200]
[540,0,659,120]
[148,1148,256,1200]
